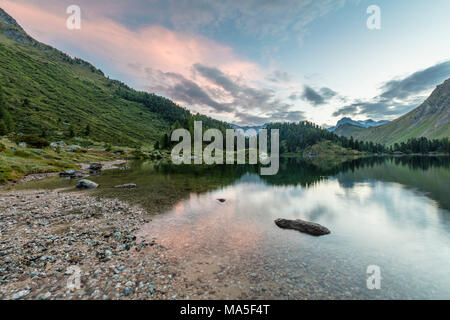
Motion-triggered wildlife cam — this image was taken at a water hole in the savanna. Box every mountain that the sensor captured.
[0,8,227,146]
[333,123,368,138]
[335,78,450,145]
[328,117,389,132]
[229,123,271,136]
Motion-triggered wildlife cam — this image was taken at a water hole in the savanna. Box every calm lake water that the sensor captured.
[20,156,450,299]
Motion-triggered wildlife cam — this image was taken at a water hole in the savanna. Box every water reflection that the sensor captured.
[138,156,450,299]
[18,155,449,298]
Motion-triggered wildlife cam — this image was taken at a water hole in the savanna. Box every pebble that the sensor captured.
[12,290,30,299]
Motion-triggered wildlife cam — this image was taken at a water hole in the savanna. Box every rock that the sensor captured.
[217,198,226,203]
[60,170,84,179]
[50,141,66,148]
[274,218,330,236]
[89,163,103,171]
[91,290,101,297]
[39,292,51,300]
[123,287,133,296]
[114,183,136,189]
[76,179,99,189]
[12,289,30,299]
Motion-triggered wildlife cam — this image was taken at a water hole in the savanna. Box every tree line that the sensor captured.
[266,121,450,154]
[154,115,231,150]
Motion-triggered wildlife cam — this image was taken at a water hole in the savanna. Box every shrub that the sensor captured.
[114,149,125,155]
[105,143,113,152]
[131,150,147,160]
[13,150,37,158]
[14,135,50,148]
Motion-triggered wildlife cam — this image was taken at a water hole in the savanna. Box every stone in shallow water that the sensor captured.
[60,170,84,179]
[274,218,330,236]
[76,179,99,189]
[114,183,137,189]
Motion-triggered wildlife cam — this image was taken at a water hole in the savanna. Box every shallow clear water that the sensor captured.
[136,157,450,299]
[18,156,450,299]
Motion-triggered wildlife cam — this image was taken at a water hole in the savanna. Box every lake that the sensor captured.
[18,156,450,299]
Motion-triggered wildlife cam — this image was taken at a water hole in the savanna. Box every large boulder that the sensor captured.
[76,179,99,189]
[275,218,330,236]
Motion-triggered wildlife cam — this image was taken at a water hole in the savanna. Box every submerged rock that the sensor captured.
[60,170,85,179]
[114,183,137,189]
[76,179,99,189]
[275,218,330,236]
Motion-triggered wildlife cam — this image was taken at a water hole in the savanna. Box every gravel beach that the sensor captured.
[0,189,300,300]
[0,189,168,300]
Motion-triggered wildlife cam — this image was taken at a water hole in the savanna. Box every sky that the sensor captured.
[1,0,450,126]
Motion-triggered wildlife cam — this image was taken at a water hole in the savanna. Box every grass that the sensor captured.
[0,137,115,184]
[281,140,366,169]
[0,24,172,147]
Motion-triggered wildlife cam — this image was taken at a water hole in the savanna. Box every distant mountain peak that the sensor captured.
[230,123,270,136]
[334,77,450,144]
[328,117,389,132]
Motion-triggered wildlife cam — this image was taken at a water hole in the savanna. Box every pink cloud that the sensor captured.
[1,1,260,85]
[1,1,300,124]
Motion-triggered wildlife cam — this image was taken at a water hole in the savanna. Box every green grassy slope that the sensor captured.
[333,123,369,140]
[0,8,199,146]
[335,78,450,145]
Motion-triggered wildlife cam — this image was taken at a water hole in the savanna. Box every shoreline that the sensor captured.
[0,188,181,300]
[0,160,127,189]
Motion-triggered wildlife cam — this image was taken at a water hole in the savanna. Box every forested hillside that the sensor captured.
[0,8,228,147]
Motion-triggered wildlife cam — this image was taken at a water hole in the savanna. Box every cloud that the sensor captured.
[333,61,450,119]
[301,85,337,106]
[267,70,292,83]
[147,64,304,125]
[193,64,282,112]
[7,0,350,43]
[380,61,450,100]
[288,93,300,100]
[145,69,232,113]
[1,0,259,80]
[0,0,338,125]
[235,110,305,125]
[332,99,422,118]
[193,63,241,96]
